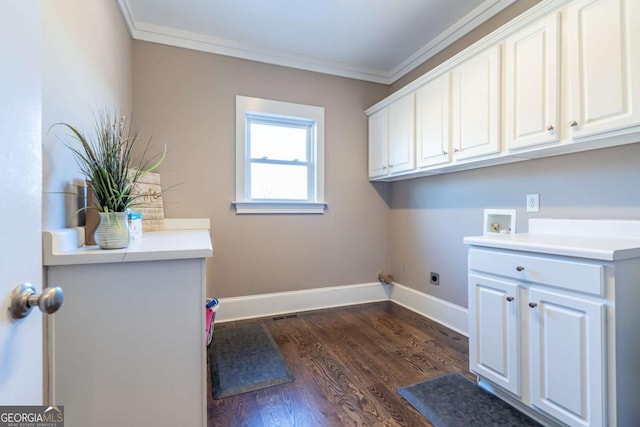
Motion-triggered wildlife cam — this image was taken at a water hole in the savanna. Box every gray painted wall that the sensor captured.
[129,0,640,310]
[42,0,133,230]
[132,42,391,299]
[390,143,640,307]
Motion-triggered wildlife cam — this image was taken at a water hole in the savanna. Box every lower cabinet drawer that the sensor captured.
[468,248,604,296]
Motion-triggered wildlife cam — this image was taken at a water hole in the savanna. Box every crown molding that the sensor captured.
[366,0,571,115]
[388,0,517,82]
[117,0,517,85]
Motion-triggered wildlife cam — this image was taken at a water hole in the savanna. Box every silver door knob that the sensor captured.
[506,296,515,302]
[528,302,538,308]
[8,283,64,319]
[516,266,525,272]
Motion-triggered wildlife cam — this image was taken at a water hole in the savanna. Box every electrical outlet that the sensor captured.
[430,272,440,286]
[526,194,540,213]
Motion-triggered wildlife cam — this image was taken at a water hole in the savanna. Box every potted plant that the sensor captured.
[53,110,165,249]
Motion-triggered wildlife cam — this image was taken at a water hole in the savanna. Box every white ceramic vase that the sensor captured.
[94,211,129,249]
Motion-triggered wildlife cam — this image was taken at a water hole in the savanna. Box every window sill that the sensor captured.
[233,201,327,214]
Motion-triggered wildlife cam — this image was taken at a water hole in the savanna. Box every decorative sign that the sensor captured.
[131,172,165,231]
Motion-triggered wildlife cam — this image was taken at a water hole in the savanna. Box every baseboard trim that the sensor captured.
[215,282,469,336]
[387,283,468,336]
[215,282,391,323]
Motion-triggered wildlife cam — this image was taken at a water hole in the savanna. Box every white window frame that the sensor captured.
[235,95,326,214]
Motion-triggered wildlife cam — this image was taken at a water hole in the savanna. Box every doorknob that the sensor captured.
[8,283,64,319]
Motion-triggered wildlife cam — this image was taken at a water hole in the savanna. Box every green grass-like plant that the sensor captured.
[52,110,166,215]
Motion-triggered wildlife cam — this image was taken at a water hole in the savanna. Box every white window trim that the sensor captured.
[234,95,326,214]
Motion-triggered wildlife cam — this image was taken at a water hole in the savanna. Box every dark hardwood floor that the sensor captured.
[208,301,471,427]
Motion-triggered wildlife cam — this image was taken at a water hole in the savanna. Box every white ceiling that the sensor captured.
[117,0,515,84]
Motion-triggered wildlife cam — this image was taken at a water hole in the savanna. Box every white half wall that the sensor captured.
[215,282,469,336]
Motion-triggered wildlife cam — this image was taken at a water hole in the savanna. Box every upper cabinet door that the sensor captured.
[368,108,389,178]
[388,93,416,174]
[505,13,560,150]
[568,0,640,139]
[416,73,451,168]
[452,45,501,160]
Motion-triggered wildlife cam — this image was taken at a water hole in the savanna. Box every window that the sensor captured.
[235,96,325,214]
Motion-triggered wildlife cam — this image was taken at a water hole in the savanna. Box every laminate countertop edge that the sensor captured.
[43,222,213,266]
[463,234,640,261]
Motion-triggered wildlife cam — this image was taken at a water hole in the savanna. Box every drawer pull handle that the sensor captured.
[516,266,525,272]
[528,302,538,308]
[506,296,514,302]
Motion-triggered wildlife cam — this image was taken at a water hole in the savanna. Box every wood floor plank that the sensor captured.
[208,301,470,426]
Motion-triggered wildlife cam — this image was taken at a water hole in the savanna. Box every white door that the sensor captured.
[567,0,640,139]
[505,13,560,150]
[387,93,415,174]
[368,108,389,178]
[416,73,451,168]
[468,275,520,396]
[529,287,605,427]
[0,0,45,404]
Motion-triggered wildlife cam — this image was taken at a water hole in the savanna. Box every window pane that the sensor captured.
[249,122,308,161]
[250,163,309,200]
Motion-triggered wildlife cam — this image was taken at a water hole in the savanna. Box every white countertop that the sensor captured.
[464,219,640,261]
[43,225,213,266]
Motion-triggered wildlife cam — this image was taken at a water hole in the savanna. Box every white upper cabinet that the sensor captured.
[366,0,640,182]
[368,108,389,178]
[567,0,640,139]
[505,13,560,150]
[452,45,501,160]
[416,73,451,168]
[388,93,416,174]
[368,94,415,178]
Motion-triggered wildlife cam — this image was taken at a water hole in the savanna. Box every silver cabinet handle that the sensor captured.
[442,150,448,155]
[570,120,578,127]
[506,296,514,302]
[454,148,460,153]
[528,302,538,308]
[382,166,387,170]
[546,125,554,131]
[516,266,525,272]
[8,283,64,319]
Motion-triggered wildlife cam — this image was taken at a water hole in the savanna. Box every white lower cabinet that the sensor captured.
[528,287,605,426]
[467,244,618,426]
[44,229,212,427]
[469,275,520,396]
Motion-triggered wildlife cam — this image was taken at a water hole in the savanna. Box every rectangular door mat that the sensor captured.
[398,372,542,427]
[210,323,294,399]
